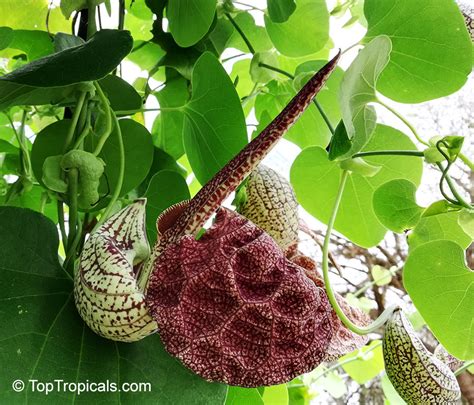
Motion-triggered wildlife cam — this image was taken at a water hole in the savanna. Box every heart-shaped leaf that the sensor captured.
[183,52,247,184]
[404,240,474,359]
[264,0,329,57]
[408,211,471,250]
[290,124,422,247]
[167,0,217,47]
[337,35,391,159]
[373,179,424,233]
[364,0,472,103]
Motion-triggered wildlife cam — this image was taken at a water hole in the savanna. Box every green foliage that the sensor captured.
[0,0,472,402]
[267,0,296,23]
[225,387,263,405]
[373,179,423,233]
[291,125,423,247]
[337,35,391,159]
[404,240,473,359]
[0,206,227,404]
[0,30,133,109]
[182,52,247,184]
[264,0,329,57]
[364,0,472,103]
[408,211,471,250]
[167,0,217,47]
[255,61,343,148]
[144,170,190,243]
[340,341,384,384]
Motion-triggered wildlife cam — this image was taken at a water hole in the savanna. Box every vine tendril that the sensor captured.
[322,170,399,335]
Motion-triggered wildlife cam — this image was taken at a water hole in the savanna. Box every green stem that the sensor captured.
[66,168,79,252]
[313,98,335,134]
[259,62,293,79]
[258,63,336,135]
[222,53,246,63]
[353,150,424,158]
[225,12,255,54]
[7,112,32,178]
[322,170,398,335]
[71,111,92,150]
[87,0,97,39]
[92,82,112,156]
[93,113,125,231]
[376,98,429,146]
[436,162,472,208]
[63,218,83,273]
[341,42,361,56]
[454,360,474,376]
[63,91,87,152]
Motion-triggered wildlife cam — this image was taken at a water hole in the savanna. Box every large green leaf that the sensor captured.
[227,12,273,53]
[98,75,142,114]
[1,30,54,60]
[0,30,133,110]
[373,179,423,233]
[0,27,14,50]
[408,211,472,250]
[144,170,190,243]
[32,119,154,203]
[290,125,423,247]
[0,0,69,32]
[337,35,391,160]
[264,0,329,57]
[3,185,58,223]
[225,387,263,405]
[60,0,107,18]
[340,340,384,384]
[0,206,228,404]
[182,52,247,184]
[95,119,154,198]
[153,72,190,160]
[262,384,289,405]
[255,61,343,149]
[364,0,472,103]
[167,0,217,47]
[267,0,296,23]
[404,240,474,359]
[31,119,71,186]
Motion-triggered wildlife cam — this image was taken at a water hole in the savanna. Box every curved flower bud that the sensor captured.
[236,165,299,252]
[75,199,157,342]
[383,309,461,404]
[146,208,334,387]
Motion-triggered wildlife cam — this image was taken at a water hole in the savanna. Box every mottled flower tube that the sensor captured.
[75,199,157,342]
[383,309,461,404]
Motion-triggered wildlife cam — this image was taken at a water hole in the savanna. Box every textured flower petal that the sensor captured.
[75,199,157,342]
[301,266,369,361]
[237,165,299,252]
[146,208,334,387]
[383,310,461,404]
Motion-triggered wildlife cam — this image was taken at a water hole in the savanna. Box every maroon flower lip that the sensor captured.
[146,208,334,387]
